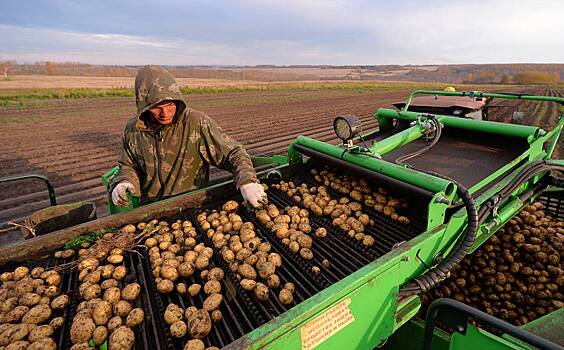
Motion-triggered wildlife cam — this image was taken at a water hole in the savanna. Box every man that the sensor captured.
[109,65,267,208]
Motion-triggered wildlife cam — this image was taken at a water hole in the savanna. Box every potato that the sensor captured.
[300,248,314,260]
[184,306,198,320]
[107,316,123,332]
[13,266,29,281]
[203,280,222,295]
[28,337,57,350]
[238,264,257,280]
[27,324,53,342]
[126,308,145,327]
[257,261,276,279]
[188,283,202,297]
[30,267,45,278]
[50,294,69,310]
[112,266,128,280]
[186,309,212,339]
[49,316,64,329]
[177,262,196,278]
[121,283,141,301]
[203,293,223,312]
[70,316,95,344]
[362,235,375,247]
[184,251,198,263]
[82,284,101,300]
[107,254,124,264]
[109,325,135,350]
[21,304,51,324]
[43,285,60,298]
[156,279,174,293]
[311,266,321,274]
[7,323,30,342]
[195,256,210,270]
[78,257,99,271]
[101,278,119,290]
[0,272,13,282]
[184,339,205,350]
[84,270,102,284]
[93,300,113,325]
[92,325,108,345]
[315,227,327,238]
[170,320,187,338]
[211,309,222,323]
[240,279,256,291]
[164,304,183,325]
[5,340,29,350]
[103,287,121,304]
[160,265,179,281]
[113,300,133,318]
[3,305,28,322]
[254,283,269,301]
[279,289,293,305]
[267,274,281,289]
[208,267,224,281]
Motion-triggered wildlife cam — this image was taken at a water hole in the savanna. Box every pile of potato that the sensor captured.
[69,246,144,350]
[0,266,68,350]
[272,179,377,248]
[255,203,330,272]
[423,202,563,326]
[196,201,295,305]
[310,168,411,226]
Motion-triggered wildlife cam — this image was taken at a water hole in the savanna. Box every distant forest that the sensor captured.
[1,61,562,84]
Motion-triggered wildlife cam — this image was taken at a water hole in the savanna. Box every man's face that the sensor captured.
[148,101,177,125]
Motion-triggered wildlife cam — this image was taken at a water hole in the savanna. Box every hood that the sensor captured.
[134,65,187,122]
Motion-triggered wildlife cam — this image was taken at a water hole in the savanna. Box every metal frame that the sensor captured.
[422,298,563,350]
[0,174,57,206]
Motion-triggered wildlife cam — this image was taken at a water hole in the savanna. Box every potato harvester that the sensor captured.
[0,90,563,349]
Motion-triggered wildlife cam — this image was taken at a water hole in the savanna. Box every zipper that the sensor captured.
[154,130,166,199]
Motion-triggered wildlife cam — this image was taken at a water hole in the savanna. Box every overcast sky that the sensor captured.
[1,0,562,65]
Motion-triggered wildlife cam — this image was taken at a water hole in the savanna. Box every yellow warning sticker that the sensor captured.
[300,298,355,350]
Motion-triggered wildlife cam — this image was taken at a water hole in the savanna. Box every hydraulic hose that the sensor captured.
[399,172,478,295]
[395,115,442,165]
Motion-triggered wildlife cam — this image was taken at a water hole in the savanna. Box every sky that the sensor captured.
[0,0,562,65]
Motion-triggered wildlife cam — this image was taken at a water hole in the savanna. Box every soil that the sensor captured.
[0,87,561,228]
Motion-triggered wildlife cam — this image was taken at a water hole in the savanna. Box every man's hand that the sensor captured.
[111,181,135,207]
[240,182,267,208]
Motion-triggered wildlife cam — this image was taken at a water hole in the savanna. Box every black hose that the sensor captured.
[399,172,478,295]
[395,115,442,165]
[400,161,563,295]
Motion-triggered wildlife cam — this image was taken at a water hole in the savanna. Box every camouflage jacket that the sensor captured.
[109,66,257,204]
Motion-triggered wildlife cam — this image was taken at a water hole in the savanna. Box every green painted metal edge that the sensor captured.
[251,155,289,166]
[518,307,564,346]
[376,108,541,139]
[403,90,564,110]
[450,324,528,350]
[384,318,451,350]
[292,135,455,195]
[369,124,425,155]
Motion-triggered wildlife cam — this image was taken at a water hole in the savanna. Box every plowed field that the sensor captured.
[1,87,561,229]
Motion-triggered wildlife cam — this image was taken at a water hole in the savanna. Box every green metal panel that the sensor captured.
[450,324,529,350]
[384,318,451,350]
[519,307,564,346]
[292,136,455,195]
[227,259,402,349]
[376,108,541,139]
[369,124,425,155]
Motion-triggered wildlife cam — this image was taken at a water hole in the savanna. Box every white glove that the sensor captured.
[111,181,135,207]
[240,182,267,208]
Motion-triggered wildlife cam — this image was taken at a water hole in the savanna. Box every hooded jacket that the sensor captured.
[109,65,257,204]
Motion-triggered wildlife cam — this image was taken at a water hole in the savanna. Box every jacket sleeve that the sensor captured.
[109,129,142,196]
[198,115,257,189]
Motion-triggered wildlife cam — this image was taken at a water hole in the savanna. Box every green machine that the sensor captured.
[0,91,562,350]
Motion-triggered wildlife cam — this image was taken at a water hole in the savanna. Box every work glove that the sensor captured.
[240,182,268,208]
[111,181,135,207]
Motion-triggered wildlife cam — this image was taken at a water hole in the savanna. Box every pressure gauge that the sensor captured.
[333,115,361,142]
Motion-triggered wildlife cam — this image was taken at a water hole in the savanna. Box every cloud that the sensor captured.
[0,1,562,64]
